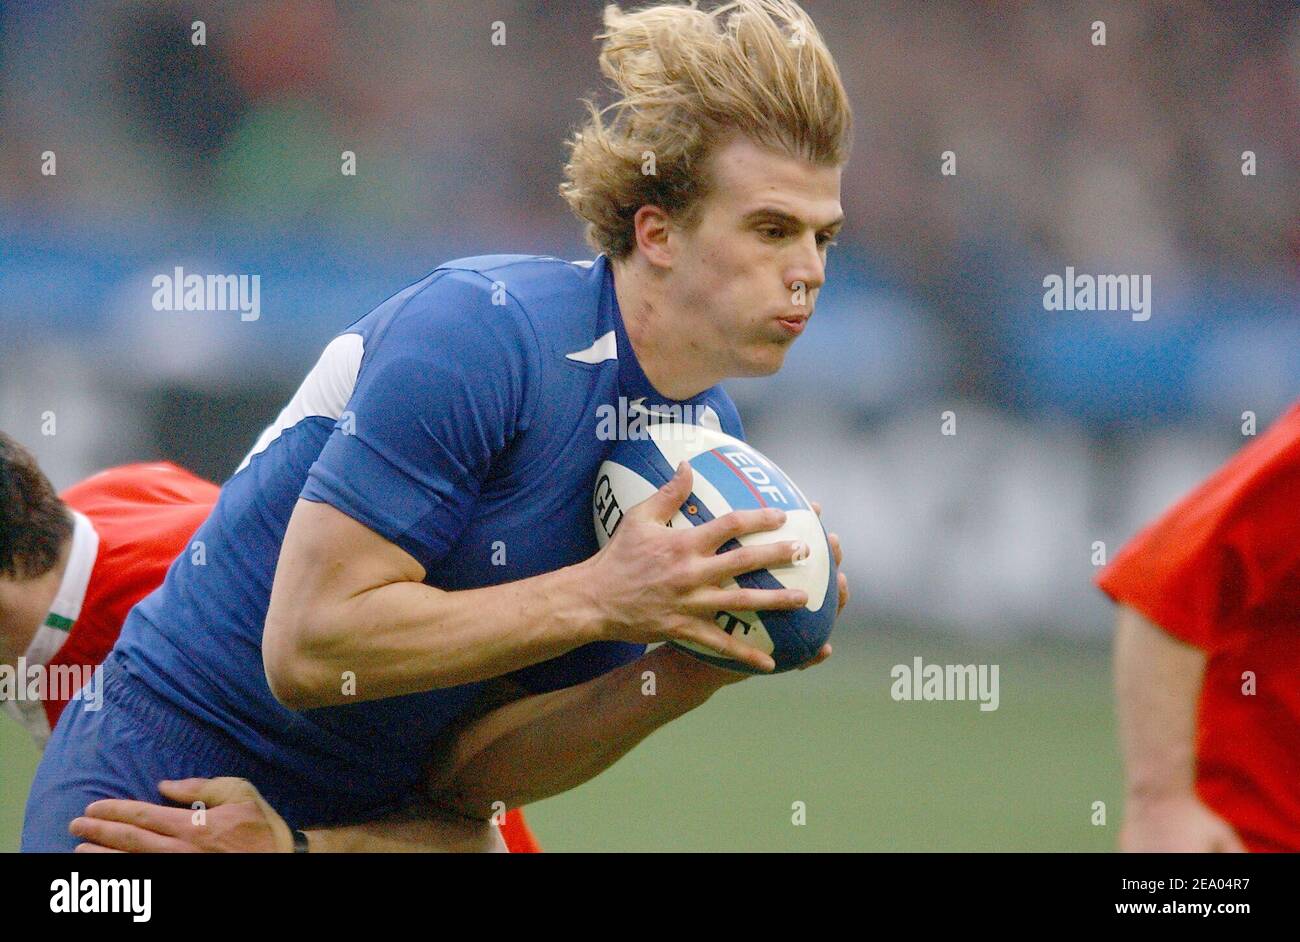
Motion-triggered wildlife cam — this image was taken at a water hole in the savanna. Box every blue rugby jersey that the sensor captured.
[110,254,745,818]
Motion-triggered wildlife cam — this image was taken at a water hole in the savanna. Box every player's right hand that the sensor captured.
[1119,793,1248,852]
[585,460,809,673]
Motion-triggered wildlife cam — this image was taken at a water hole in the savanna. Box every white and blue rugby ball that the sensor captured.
[593,422,836,673]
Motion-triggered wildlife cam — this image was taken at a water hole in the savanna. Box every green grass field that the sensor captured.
[1,622,1122,852]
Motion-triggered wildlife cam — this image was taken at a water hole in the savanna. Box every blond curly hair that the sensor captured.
[561,0,852,259]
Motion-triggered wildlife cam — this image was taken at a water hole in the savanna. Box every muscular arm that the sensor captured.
[307,648,742,847]
[419,524,843,819]
[262,499,604,710]
[1113,603,1245,852]
[423,643,741,817]
[265,463,801,710]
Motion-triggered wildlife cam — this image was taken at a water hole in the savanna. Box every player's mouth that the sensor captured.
[776,313,809,336]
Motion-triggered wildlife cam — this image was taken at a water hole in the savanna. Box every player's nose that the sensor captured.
[786,237,826,297]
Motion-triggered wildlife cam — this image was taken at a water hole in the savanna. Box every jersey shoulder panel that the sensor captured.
[431,254,611,364]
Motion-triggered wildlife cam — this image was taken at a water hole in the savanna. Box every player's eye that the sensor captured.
[758,225,787,240]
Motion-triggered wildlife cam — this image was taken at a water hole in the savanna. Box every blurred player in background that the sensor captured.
[1101,401,1300,852]
[0,440,216,747]
[0,433,540,852]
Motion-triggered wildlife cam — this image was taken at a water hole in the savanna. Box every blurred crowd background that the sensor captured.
[2,0,1297,639]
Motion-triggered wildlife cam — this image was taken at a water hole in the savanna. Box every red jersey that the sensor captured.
[1096,401,1300,852]
[46,463,220,731]
[8,461,542,853]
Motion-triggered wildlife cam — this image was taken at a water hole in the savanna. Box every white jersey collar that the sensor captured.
[24,509,100,667]
[1,511,100,747]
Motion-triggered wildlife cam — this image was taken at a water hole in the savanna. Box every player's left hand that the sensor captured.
[69,777,295,853]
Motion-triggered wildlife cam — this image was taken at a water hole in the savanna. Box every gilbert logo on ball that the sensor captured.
[594,422,836,672]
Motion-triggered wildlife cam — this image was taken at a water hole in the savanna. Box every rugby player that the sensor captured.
[23,0,852,852]
[0,450,216,747]
[1101,401,1300,852]
[0,437,541,852]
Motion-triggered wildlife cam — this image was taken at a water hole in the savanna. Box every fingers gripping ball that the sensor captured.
[593,423,836,672]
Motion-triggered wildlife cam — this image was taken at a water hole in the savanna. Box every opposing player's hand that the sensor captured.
[69,777,294,853]
[588,461,812,673]
[1119,793,1247,853]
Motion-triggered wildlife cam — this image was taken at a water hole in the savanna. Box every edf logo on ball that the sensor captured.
[696,446,805,511]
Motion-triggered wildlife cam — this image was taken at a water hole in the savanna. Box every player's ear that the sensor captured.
[631,204,674,269]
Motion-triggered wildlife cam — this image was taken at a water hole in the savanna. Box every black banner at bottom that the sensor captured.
[0,851,1284,929]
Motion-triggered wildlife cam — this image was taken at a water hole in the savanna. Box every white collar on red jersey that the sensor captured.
[24,509,101,668]
[1,511,100,746]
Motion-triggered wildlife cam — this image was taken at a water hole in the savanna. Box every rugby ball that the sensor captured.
[593,422,836,673]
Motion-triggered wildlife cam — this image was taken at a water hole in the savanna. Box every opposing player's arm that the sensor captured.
[1112,604,1245,852]
[70,777,505,853]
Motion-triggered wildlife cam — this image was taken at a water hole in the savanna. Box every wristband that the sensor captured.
[292,828,310,854]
